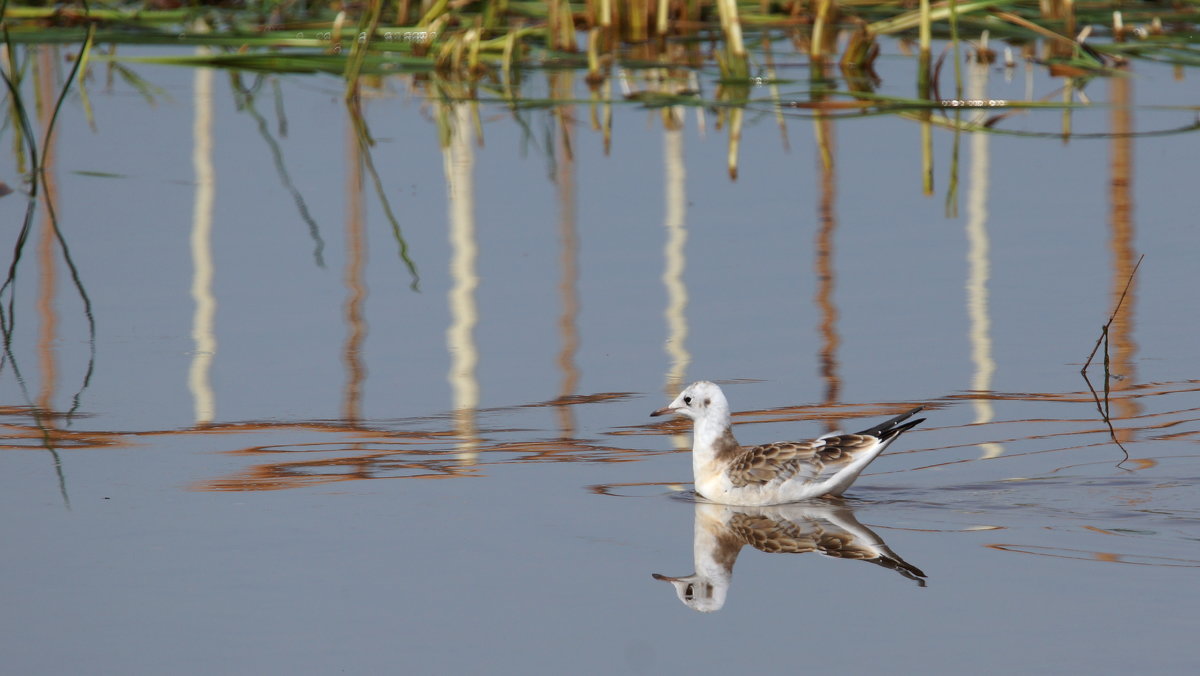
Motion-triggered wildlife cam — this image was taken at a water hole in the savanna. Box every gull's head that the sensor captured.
[650,381,728,422]
[651,572,727,613]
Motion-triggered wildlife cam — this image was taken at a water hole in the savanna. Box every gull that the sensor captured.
[653,501,927,612]
[651,381,924,506]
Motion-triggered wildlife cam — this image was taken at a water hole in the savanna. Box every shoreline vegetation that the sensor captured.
[1,1,1197,83]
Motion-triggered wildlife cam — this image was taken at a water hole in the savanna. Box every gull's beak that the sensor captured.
[651,573,683,581]
[650,405,677,418]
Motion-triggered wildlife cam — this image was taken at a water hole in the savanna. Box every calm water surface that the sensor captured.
[2,40,1198,674]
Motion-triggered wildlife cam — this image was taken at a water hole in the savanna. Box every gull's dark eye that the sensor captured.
[683,396,692,405]
[684,583,695,600]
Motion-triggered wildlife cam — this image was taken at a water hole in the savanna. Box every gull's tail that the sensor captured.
[817,406,927,497]
[855,406,925,443]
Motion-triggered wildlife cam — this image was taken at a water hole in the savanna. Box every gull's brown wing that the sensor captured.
[726,512,821,554]
[725,434,886,488]
[727,512,873,559]
[726,506,927,586]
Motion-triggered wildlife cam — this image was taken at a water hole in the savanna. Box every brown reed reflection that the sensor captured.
[551,70,582,439]
[0,407,128,453]
[343,107,368,424]
[3,376,1195,495]
[1105,70,1139,431]
[986,544,1200,568]
[812,83,840,435]
[188,413,654,492]
[1074,73,1142,464]
[197,439,488,491]
[28,45,71,507]
[35,45,59,420]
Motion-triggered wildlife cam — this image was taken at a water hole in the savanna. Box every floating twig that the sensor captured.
[1082,253,1142,372]
[1081,253,1143,466]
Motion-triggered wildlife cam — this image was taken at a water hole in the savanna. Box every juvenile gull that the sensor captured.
[651,381,924,506]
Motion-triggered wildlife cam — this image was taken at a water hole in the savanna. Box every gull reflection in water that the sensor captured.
[653,501,926,612]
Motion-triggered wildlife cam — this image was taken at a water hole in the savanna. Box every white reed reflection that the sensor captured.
[189,49,217,426]
[443,101,480,461]
[662,113,690,450]
[966,50,1003,460]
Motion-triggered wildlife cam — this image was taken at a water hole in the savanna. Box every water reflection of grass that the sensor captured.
[231,72,328,267]
[5,0,1197,195]
[0,26,97,416]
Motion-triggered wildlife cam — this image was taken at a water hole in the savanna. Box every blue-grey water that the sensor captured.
[2,38,1198,674]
